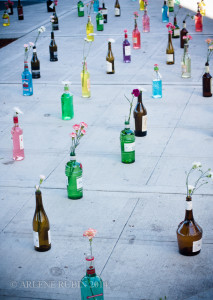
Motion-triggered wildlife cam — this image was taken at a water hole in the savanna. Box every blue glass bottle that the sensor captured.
[162,0,169,23]
[80,255,104,300]
[93,0,99,13]
[22,60,33,96]
[152,64,162,99]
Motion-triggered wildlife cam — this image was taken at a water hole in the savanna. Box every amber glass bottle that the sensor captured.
[106,41,115,74]
[133,91,147,137]
[166,32,175,65]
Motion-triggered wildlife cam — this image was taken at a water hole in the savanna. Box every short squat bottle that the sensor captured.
[22,60,33,96]
[31,46,40,79]
[11,113,25,161]
[202,62,212,97]
[49,31,58,61]
[86,16,94,41]
[61,82,74,120]
[166,32,175,65]
[177,196,202,256]
[172,16,180,38]
[134,91,147,137]
[120,121,135,164]
[106,41,115,74]
[180,21,188,48]
[2,11,10,26]
[162,0,169,23]
[142,8,150,32]
[17,0,24,20]
[52,12,59,30]
[123,30,131,63]
[33,190,51,252]
[152,65,162,98]
[77,1,84,17]
[81,61,91,98]
[181,43,191,78]
[96,11,104,31]
[65,153,83,199]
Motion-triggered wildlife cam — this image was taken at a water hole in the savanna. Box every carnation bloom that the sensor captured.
[24,44,28,48]
[29,42,34,47]
[81,129,86,135]
[154,64,158,67]
[132,89,140,97]
[168,30,172,34]
[83,228,97,240]
[209,45,213,50]
[40,175,45,181]
[73,124,81,131]
[70,132,76,138]
[205,38,213,44]
[81,122,88,128]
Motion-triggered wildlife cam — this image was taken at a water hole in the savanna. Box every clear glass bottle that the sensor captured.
[166,32,175,65]
[195,5,203,32]
[139,0,145,11]
[152,65,162,98]
[80,255,104,300]
[100,1,107,23]
[33,190,51,252]
[11,113,25,161]
[78,1,84,17]
[162,0,169,23]
[132,18,141,49]
[180,20,188,48]
[93,0,99,13]
[177,196,203,256]
[31,46,40,79]
[181,43,191,78]
[123,30,131,63]
[172,16,180,38]
[47,0,55,12]
[86,16,94,41]
[17,0,23,20]
[168,0,174,12]
[96,11,104,31]
[142,8,150,32]
[49,31,58,61]
[81,61,91,98]
[52,11,59,30]
[133,91,147,137]
[114,0,120,17]
[2,10,10,26]
[202,62,212,97]
[106,41,115,74]
[120,121,135,164]
[65,152,83,199]
[61,82,74,120]
[22,57,33,96]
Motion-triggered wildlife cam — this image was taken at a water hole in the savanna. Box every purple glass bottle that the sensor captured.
[123,29,131,63]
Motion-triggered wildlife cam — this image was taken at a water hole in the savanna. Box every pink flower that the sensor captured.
[206,38,213,44]
[29,42,34,47]
[132,89,140,97]
[188,35,192,40]
[209,45,213,50]
[134,11,139,17]
[166,22,173,28]
[154,64,158,67]
[183,36,187,39]
[83,228,97,240]
[80,122,88,128]
[124,29,127,33]
[70,132,76,138]
[24,44,28,48]
[81,129,86,135]
[73,124,80,131]
[168,30,172,34]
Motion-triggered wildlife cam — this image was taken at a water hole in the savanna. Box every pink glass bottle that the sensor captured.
[132,18,141,49]
[142,7,150,32]
[195,5,203,32]
[11,112,25,161]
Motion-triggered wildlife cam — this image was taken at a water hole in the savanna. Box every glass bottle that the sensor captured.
[61,82,74,120]
[166,32,175,65]
[96,11,104,31]
[195,5,203,32]
[139,0,145,11]
[142,8,150,32]
[52,11,59,30]
[86,16,94,42]
[31,46,40,79]
[47,0,55,12]
[123,30,131,63]
[152,65,162,99]
[177,196,202,256]
[100,1,107,23]
[22,57,33,96]
[2,10,10,26]
[93,0,99,13]
[49,31,58,61]
[17,0,23,20]
[133,91,147,137]
[114,0,120,17]
[78,1,84,17]
[168,0,174,12]
[180,20,188,48]
[11,113,25,161]
[162,0,169,23]
[81,61,91,98]
[8,1,14,15]
[106,41,115,74]
[202,62,212,97]
[65,152,83,199]
[172,16,180,38]
[80,255,104,300]
[181,43,191,78]
[120,121,135,164]
[132,18,141,49]
[33,190,51,252]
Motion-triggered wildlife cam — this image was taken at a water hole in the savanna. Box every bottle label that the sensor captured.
[115,8,120,15]
[18,7,23,16]
[142,115,147,132]
[192,239,202,252]
[32,70,40,75]
[107,61,112,72]
[22,78,29,91]
[79,6,84,11]
[182,64,187,73]
[125,45,131,56]
[19,134,24,150]
[87,78,90,91]
[124,142,135,152]
[167,54,174,62]
[4,18,8,23]
[52,24,58,30]
[133,37,137,44]
[99,19,104,25]
[54,51,58,58]
[101,9,108,15]
[87,294,103,299]
[168,0,174,7]
[77,176,83,190]
[48,230,51,244]
[33,231,39,247]
[174,28,180,36]
[186,201,192,211]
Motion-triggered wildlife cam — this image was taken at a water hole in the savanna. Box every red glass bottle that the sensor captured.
[132,18,141,49]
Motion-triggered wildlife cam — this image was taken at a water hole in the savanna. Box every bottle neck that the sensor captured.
[13,116,19,126]
[86,256,96,277]
[18,0,21,5]
[24,61,29,69]
[137,91,142,103]
[35,191,44,210]
[108,42,112,51]
[185,196,194,221]
[70,152,76,161]
[205,63,209,73]
[124,33,128,39]
[183,22,186,28]
[134,19,138,29]
[184,43,188,54]
[174,16,177,25]
[168,32,172,42]
[51,32,54,40]
[88,16,91,23]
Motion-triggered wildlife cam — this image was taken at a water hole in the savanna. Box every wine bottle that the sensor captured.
[181,43,191,78]
[177,196,202,256]
[114,0,120,17]
[86,16,94,41]
[22,60,33,96]
[100,1,107,23]
[8,1,14,15]
[180,21,188,48]
[17,0,24,20]
[65,153,83,199]
[81,61,91,98]
[132,17,141,49]
[93,0,99,13]
[80,255,104,300]
[47,0,55,12]
[195,4,203,32]
[52,12,59,30]
[61,82,74,120]
[96,11,104,31]
[133,90,147,137]
[168,0,174,12]
[202,62,212,97]
[33,190,51,252]
[77,1,84,17]
[162,0,169,23]
[172,16,180,38]
[11,112,25,161]
[166,31,175,65]
[152,64,162,98]
[31,46,40,79]
[2,10,10,26]
[142,7,150,32]
[123,30,131,63]
[120,121,135,164]
[49,31,58,61]
[106,41,115,74]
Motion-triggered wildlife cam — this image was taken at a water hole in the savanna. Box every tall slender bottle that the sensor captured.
[49,31,58,61]
[100,1,107,23]
[181,43,191,78]
[81,61,91,98]
[162,0,169,23]
[139,0,145,11]
[177,196,202,256]
[114,0,120,17]
[61,82,74,120]
[142,7,150,32]
[106,41,115,74]
[120,121,135,164]
[96,11,104,31]
[47,0,55,12]
[152,64,162,98]
[168,0,174,12]
[11,110,25,161]
[80,255,104,300]
[33,190,51,252]
[22,59,33,96]
[133,91,147,137]
[172,16,180,38]
[17,0,23,20]
[202,62,212,97]
[123,30,131,63]
[166,32,175,65]
[31,46,40,79]
[180,21,188,48]
[195,5,203,32]
[132,16,141,49]
[86,16,94,41]
[2,10,10,26]
[52,11,59,30]
[77,1,84,17]
[93,0,99,13]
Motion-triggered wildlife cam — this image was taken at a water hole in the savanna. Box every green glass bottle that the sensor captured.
[120,121,135,164]
[81,62,91,98]
[86,16,94,42]
[96,11,104,31]
[65,153,83,199]
[78,1,84,17]
[61,82,74,120]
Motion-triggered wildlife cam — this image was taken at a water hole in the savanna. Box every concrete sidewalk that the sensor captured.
[0,0,213,299]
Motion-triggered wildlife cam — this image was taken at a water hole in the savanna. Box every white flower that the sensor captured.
[40,175,46,181]
[13,107,23,114]
[40,26,46,32]
[29,42,34,47]
[62,80,71,85]
[137,86,147,92]
[35,185,39,190]
[192,161,202,168]
[188,185,195,193]
[108,38,115,43]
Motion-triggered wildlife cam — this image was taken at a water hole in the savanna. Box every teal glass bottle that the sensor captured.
[22,60,33,96]
[78,1,84,17]
[61,82,74,120]
[162,0,169,23]
[152,65,162,98]
[120,121,135,164]
[96,11,104,31]
[80,255,104,300]
[93,0,99,13]
[65,153,83,199]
